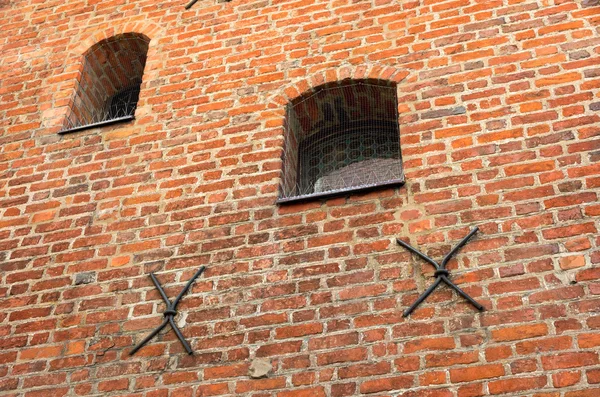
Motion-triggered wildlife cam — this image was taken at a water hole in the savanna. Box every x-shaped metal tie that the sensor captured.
[130,266,206,355]
[397,227,484,317]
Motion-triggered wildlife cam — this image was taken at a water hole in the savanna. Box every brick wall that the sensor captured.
[1,0,600,396]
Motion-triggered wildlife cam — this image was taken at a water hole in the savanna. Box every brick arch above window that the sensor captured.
[71,22,161,57]
[266,64,412,116]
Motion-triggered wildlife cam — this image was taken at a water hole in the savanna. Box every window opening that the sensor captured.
[60,33,149,134]
[278,79,404,203]
[107,83,141,120]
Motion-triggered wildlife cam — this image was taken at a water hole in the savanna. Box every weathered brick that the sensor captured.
[542,352,599,370]
[359,375,413,394]
[492,323,548,342]
[488,376,546,394]
[449,364,505,383]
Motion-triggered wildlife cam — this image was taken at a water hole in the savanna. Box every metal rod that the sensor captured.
[169,316,193,354]
[173,266,205,307]
[396,238,440,269]
[58,115,134,135]
[403,277,442,317]
[441,275,484,311]
[184,0,200,9]
[130,318,169,355]
[440,227,478,268]
[150,273,172,305]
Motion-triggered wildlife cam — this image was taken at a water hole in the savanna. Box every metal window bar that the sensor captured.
[278,80,404,203]
[60,35,148,134]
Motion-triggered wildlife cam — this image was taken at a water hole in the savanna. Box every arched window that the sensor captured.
[60,33,149,134]
[278,79,404,203]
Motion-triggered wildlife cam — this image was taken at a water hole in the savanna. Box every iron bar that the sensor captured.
[130,266,206,355]
[174,266,206,306]
[58,115,135,135]
[402,277,442,317]
[396,237,439,269]
[184,0,200,9]
[397,227,484,317]
[169,316,193,354]
[440,227,479,268]
[150,272,171,304]
[129,318,169,356]
[440,275,484,311]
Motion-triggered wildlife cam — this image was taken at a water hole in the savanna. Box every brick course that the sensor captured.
[1,0,600,396]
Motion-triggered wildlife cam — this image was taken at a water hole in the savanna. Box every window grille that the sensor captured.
[107,83,141,120]
[60,34,149,134]
[278,79,404,203]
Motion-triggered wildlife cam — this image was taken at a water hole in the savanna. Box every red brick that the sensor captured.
[359,375,414,394]
[256,341,302,357]
[98,378,128,392]
[404,337,455,354]
[317,348,368,365]
[542,352,599,370]
[338,362,391,379]
[564,389,600,397]
[449,364,505,383]
[492,323,548,342]
[331,382,356,397]
[204,363,248,380]
[578,333,600,349]
[235,377,286,393]
[275,323,323,339]
[587,369,600,384]
[553,371,581,388]
[488,376,546,394]
[277,387,326,397]
[504,160,556,176]
[425,351,479,368]
[197,383,229,396]
[516,336,573,354]
[309,332,359,351]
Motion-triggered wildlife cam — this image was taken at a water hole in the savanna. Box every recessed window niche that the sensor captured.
[60,33,149,134]
[278,79,405,203]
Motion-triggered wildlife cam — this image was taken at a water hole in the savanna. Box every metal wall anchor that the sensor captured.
[130,266,206,355]
[397,227,484,317]
[185,0,230,10]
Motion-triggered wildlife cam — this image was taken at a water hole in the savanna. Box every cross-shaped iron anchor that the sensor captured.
[130,266,206,355]
[397,227,484,317]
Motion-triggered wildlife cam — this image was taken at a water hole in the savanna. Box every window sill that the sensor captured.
[276,177,405,204]
[58,115,135,135]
